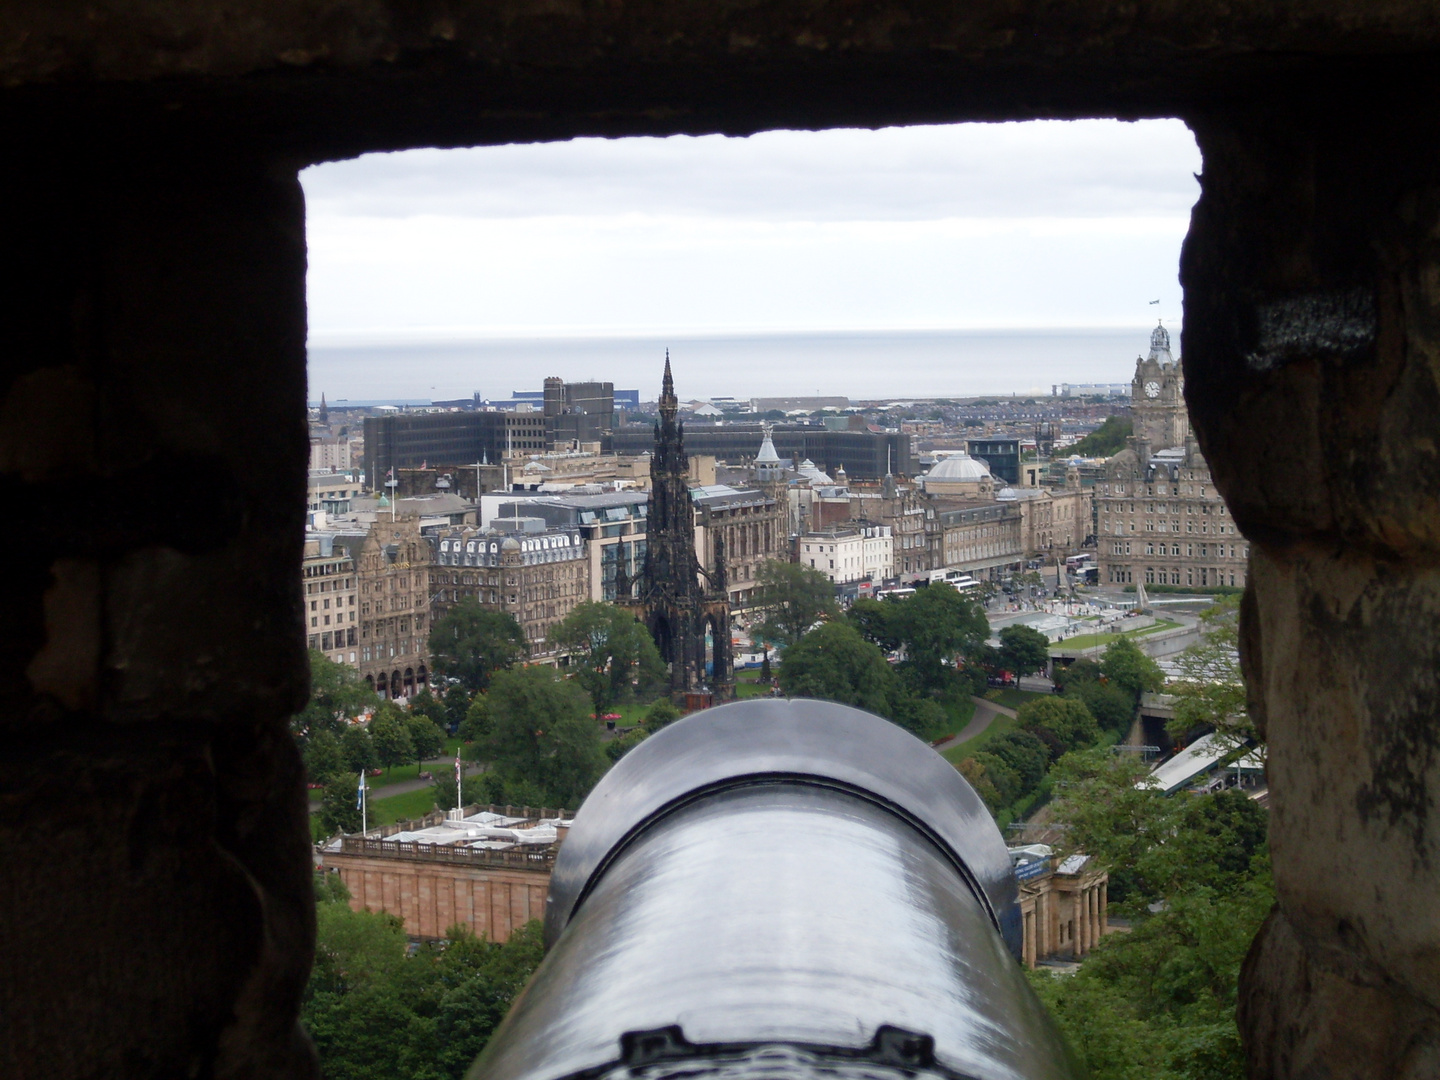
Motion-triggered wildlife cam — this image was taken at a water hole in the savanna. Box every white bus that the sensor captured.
[927,568,980,592]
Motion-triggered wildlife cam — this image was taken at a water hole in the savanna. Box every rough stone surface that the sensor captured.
[0,157,317,1078]
[1183,101,1440,1077]
[4,3,1440,1078]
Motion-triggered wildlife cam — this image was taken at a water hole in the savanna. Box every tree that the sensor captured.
[644,699,683,730]
[1055,657,1103,692]
[889,582,989,693]
[956,757,1002,812]
[485,666,607,808]
[778,621,898,717]
[431,770,502,813]
[406,714,446,770]
[996,624,1051,681]
[317,774,364,835]
[1045,747,1173,906]
[292,650,378,742]
[369,704,415,774]
[407,686,444,724]
[458,694,491,755]
[605,726,650,763]
[972,729,1050,804]
[302,874,545,1080]
[751,560,839,647]
[1017,696,1100,760]
[846,597,902,652]
[1068,415,1133,457]
[1100,636,1165,703]
[340,726,378,775]
[442,684,471,733]
[1168,596,1255,755]
[548,602,665,713]
[1070,678,1136,734]
[303,729,345,783]
[428,601,528,694]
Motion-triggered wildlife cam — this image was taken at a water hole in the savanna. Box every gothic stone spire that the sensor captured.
[659,348,677,420]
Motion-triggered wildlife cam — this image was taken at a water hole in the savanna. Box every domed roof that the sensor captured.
[797,458,834,485]
[755,426,782,465]
[925,452,991,481]
[500,536,522,552]
[996,486,1020,500]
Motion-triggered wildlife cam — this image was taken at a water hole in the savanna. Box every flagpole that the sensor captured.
[455,748,463,818]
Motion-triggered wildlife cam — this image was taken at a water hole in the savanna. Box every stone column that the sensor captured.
[1100,881,1108,938]
[1,151,316,1078]
[1185,96,1440,1079]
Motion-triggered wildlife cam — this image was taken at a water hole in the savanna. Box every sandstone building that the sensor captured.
[1011,848,1112,970]
[318,807,567,942]
[355,513,433,698]
[429,523,588,655]
[1096,326,1250,590]
[302,536,358,665]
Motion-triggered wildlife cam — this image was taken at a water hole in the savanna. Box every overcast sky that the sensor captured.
[302,120,1202,345]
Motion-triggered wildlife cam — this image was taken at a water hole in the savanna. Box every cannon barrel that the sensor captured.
[471,698,1078,1080]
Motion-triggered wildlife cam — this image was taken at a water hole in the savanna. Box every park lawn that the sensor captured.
[985,688,1048,711]
[307,737,465,802]
[370,787,440,827]
[1052,618,1181,652]
[941,711,1020,765]
[929,694,977,742]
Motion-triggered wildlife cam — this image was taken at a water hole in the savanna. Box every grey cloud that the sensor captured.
[303,120,1200,223]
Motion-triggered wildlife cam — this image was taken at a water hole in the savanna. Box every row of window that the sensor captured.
[1145,567,1241,587]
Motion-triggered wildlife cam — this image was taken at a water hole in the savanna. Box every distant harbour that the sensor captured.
[306,325,1170,405]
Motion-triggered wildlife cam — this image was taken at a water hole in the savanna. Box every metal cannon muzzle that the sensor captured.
[471,698,1077,1080]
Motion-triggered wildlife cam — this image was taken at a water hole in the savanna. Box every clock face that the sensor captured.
[1144,380,1161,398]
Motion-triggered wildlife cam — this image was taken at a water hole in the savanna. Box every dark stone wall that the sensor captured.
[3,3,1440,1078]
[0,153,317,1077]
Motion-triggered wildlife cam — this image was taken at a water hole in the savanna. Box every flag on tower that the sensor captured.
[356,770,366,810]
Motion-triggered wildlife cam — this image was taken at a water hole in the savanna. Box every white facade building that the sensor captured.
[800,522,893,585]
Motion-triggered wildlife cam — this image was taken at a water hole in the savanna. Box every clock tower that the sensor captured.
[1131,321,1187,451]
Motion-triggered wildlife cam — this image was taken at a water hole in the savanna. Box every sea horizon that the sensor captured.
[306,324,1172,405]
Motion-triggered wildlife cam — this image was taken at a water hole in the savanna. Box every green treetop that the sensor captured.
[996,623,1052,681]
[777,621,899,717]
[1099,636,1165,703]
[484,666,606,809]
[751,560,839,647]
[428,601,528,694]
[368,702,415,774]
[547,601,665,713]
[292,650,378,742]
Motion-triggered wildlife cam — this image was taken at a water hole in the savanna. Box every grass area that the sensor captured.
[369,787,441,826]
[983,688,1048,711]
[941,711,1019,765]
[308,737,464,803]
[1054,618,1181,651]
[928,694,977,742]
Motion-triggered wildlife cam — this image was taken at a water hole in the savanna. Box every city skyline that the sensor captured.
[303,120,1198,401]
